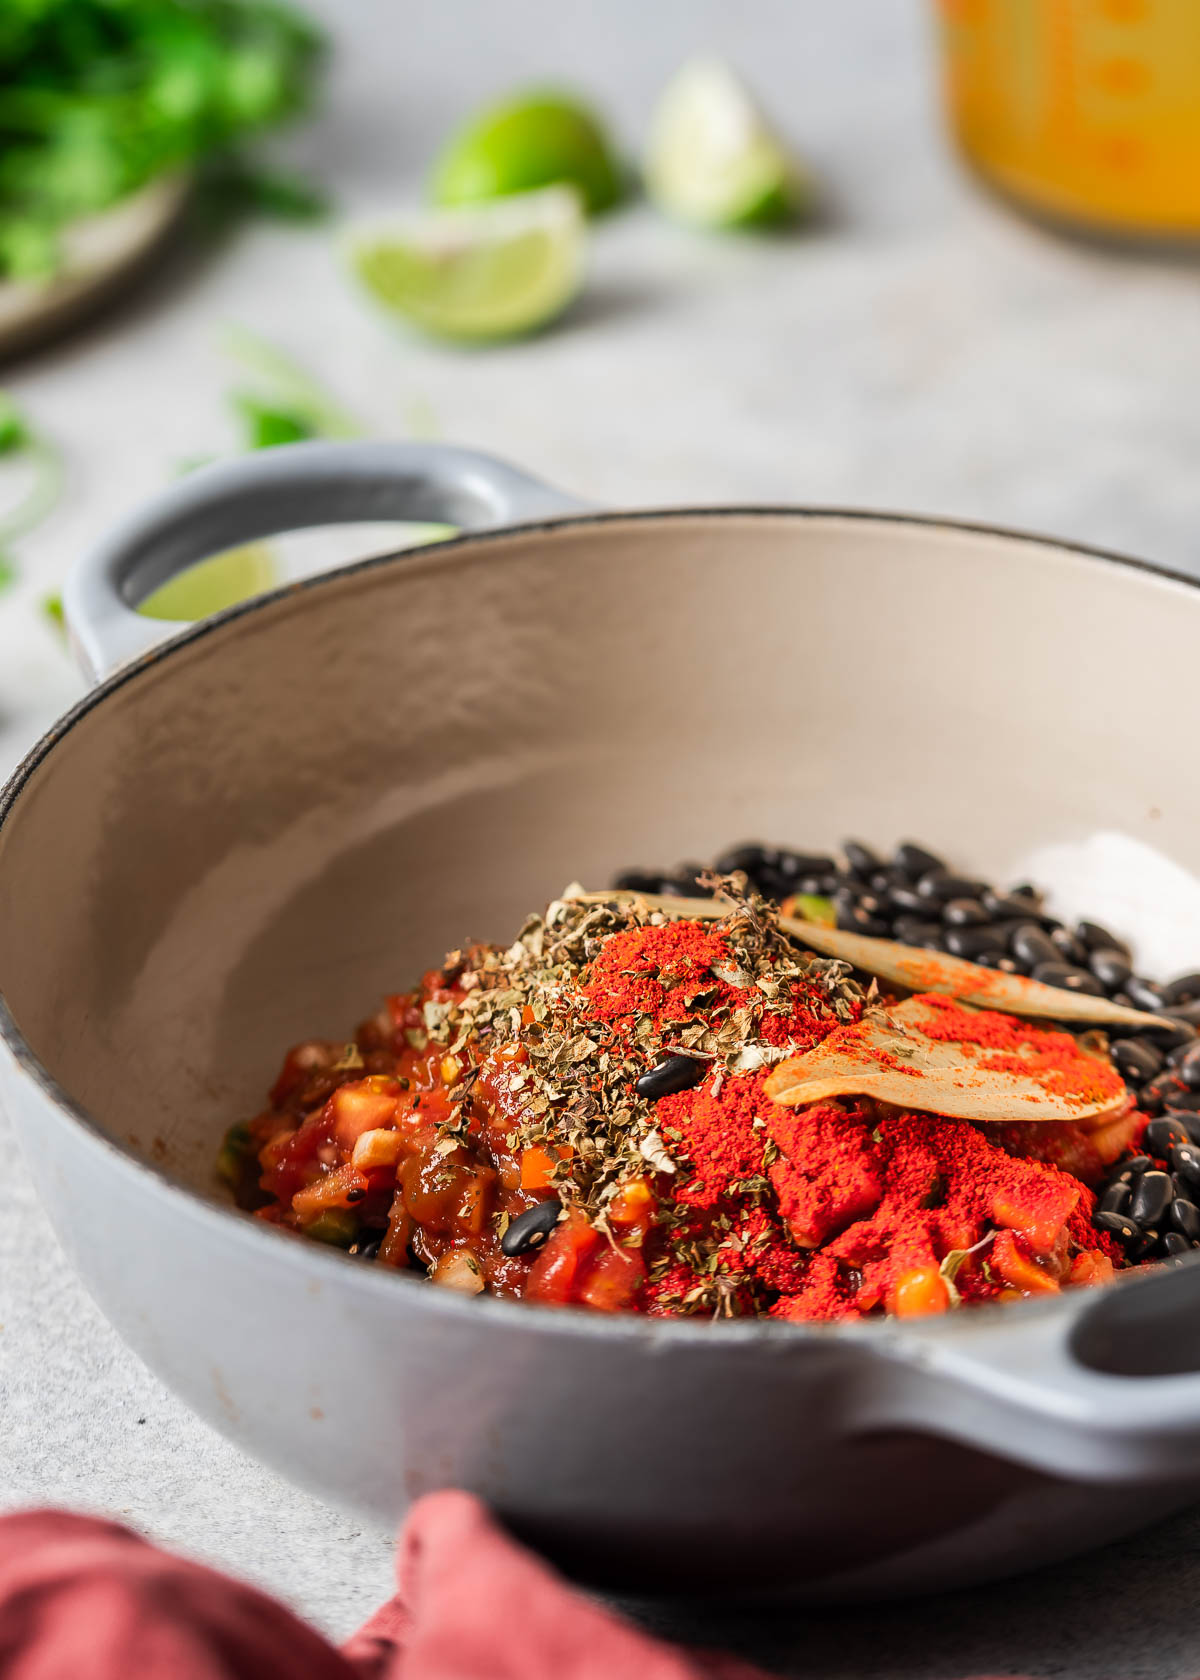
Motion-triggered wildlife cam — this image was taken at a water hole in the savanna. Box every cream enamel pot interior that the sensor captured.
[4,439,1200,1602]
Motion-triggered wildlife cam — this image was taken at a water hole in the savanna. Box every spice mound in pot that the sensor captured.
[219,881,1138,1321]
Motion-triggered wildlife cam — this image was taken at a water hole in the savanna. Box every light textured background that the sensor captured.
[5,0,1200,1670]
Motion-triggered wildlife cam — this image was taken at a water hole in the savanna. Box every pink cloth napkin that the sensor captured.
[0,1492,770,1679]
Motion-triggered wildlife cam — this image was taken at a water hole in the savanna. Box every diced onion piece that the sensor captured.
[351,1128,405,1170]
[431,1248,485,1294]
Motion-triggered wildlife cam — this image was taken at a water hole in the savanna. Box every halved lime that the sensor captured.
[431,90,621,215]
[138,541,278,621]
[348,186,585,342]
[645,59,805,229]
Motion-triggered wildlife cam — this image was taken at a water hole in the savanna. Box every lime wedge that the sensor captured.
[348,186,585,342]
[432,90,621,215]
[645,59,805,229]
[138,541,277,621]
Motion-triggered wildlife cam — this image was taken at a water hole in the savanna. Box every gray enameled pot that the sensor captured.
[4,439,1200,1601]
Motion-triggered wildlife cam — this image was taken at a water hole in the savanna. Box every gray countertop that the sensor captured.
[4,0,1200,1671]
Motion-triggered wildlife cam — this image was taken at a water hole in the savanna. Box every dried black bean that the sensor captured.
[613,870,662,892]
[1030,961,1105,996]
[995,956,1025,975]
[983,890,1047,921]
[917,872,990,903]
[1176,1042,1200,1089]
[869,871,893,894]
[1146,1118,1191,1157]
[1131,1171,1173,1228]
[1139,1081,1167,1115]
[1158,998,1200,1027]
[1110,1037,1165,1084]
[943,898,990,926]
[1125,975,1167,1012]
[798,873,840,896]
[1088,947,1132,991]
[894,917,942,946]
[1162,1231,1192,1259]
[635,1054,707,1101]
[1008,881,1043,904]
[713,843,774,877]
[1171,1198,1200,1242]
[837,908,890,937]
[888,886,926,915]
[500,1200,563,1257]
[1094,1209,1141,1244]
[921,933,948,954]
[1010,922,1060,968]
[1162,1086,1200,1111]
[1140,1015,1198,1050]
[1099,1182,1132,1216]
[843,840,882,878]
[1076,921,1130,957]
[351,1237,382,1261]
[1117,1155,1153,1180]
[894,842,946,881]
[1160,971,1200,1008]
[1049,926,1089,966]
[1171,1144,1200,1194]
[944,925,1006,961]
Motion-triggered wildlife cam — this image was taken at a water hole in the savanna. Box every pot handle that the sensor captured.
[865,1260,1200,1482]
[64,440,588,682]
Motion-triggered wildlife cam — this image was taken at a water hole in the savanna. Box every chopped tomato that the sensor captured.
[292,1162,370,1219]
[991,1228,1060,1295]
[525,1211,603,1305]
[578,1242,646,1312]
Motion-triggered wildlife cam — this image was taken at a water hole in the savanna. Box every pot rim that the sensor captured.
[2,501,1194,1351]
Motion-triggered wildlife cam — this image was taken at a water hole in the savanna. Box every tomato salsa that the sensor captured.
[219,881,1140,1320]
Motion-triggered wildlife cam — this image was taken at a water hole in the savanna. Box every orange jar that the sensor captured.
[936,0,1200,238]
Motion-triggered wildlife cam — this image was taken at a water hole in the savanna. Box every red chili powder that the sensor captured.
[645,1063,1121,1323]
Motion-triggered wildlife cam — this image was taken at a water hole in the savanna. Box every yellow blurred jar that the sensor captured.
[936,0,1200,238]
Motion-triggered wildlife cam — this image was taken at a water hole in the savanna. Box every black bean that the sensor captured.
[713,843,772,876]
[1141,1016,1199,1050]
[995,956,1025,975]
[1163,1086,1200,1112]
[1095,1210,1141,1244]
[1076,921,1130,958]
[943,898,990,926]
[894,917,942,946]
[944,926,1007,961]
[1146,1118,1191,1157]
[1099,1182,1132,1215]
[1125,975,1167,1012]
[1010,922,1060,968]
[1159,998,1200,1027]
[1139,1081,1167,1115]
[613,870,662,892]
[635,1054,707,1101]
[1171,1198,1200,1242]
[1175,1042,1200,1090]
[1171,1113,1200,1146]
[1171,1142,1200,1191]
[843,840,882,878]
[500,1200,563,1257]
[1049,926,1089,967]
[921,933,948,954]
[1089,947,1132,991]
[1162,1231,1192,1259]
[837,908,890,937]
[1008,881,1043,904]
[888,886,927,916]
[869,871,894,895]
[1162,972,1200,1009]
[1131,1171,1173,1228]
[351,1237,382,1261]
[1117,1155,1154,1180]
[798,873,840,896]
[917,872,990,903]
[1111,1038,1165,1084]
[894,842,946,881]
[1030,961,1106,996]
[667,871,712,899]
[984,890,1047,921]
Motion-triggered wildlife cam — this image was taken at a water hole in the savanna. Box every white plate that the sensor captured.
[0,174,189,359]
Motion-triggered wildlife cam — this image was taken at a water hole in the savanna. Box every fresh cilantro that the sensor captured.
[0,0,326,280]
